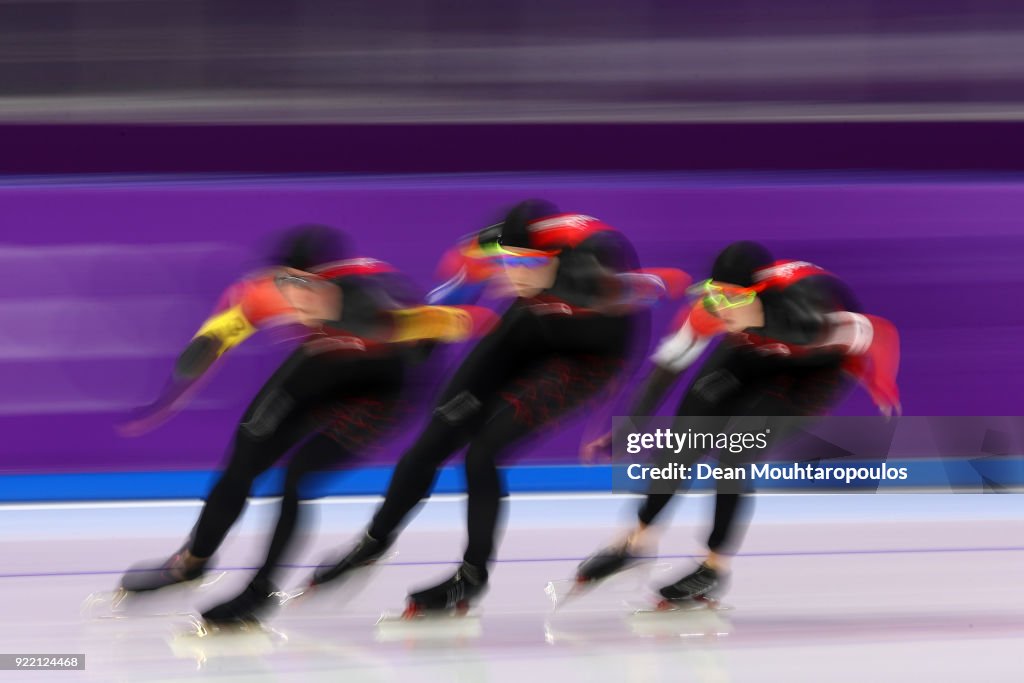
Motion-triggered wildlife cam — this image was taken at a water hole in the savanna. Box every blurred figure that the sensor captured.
[309,201,689,616]
[116,225,494,626]
[118,224,351,435]
[578,241,901,607]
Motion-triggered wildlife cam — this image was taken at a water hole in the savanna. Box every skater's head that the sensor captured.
[264,225,350,326]
[491,200,561,298]
[269,224,352,272]
[274,269,342,326]
[699,241,773,332]
[710,241,773,288]
[496,199,560,251]
[496,253,559,298]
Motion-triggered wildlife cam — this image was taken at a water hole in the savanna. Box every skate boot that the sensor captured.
[656,562,726,609]
[201,576,279,627]
[310,531,392,588]
[402,562,488,618]
[120,546,208,593]
[576,543,640,585]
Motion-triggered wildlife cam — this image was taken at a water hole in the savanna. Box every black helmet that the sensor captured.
[270,224,352,271]
[497,199,560,250]
[711,241,774,287]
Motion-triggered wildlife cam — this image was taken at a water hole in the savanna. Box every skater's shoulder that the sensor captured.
[313,257,399,281]
[753,260,831,291]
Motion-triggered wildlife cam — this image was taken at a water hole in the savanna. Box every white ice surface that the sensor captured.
[0,493,1021,682]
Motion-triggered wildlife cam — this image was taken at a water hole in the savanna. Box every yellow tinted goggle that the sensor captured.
[691,279,757,310]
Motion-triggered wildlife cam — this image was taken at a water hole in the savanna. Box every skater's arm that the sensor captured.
[116,315,252,437]
[119,275,295,435]
[615,306,719,431]
[586,268,691,312]
[758,310,901,415]
[627,366,682,419]
[839,314,902,417]
[750,277,866,349]
[548,233,662,311]
[178,273,303,371]
[582,366,682,462]
[751,282,830,346]
[583,307,714,460]
[318,273,498,345]
[385,305,497,343]
[427,231,505,306]
[747,277,902,414]
[185,305,257,369]
[427,270,490,306]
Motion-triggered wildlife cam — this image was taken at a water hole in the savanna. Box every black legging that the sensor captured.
[368,306,630,570]
[636,341,848,554]
[255,433,347,583]
[189,348,406,582]
[367,405,528,568]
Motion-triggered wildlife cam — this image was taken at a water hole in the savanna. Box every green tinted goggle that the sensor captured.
[691,279,757,310]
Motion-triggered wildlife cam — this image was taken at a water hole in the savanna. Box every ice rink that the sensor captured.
[1,492,1021,682]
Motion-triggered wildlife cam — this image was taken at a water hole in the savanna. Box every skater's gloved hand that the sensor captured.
[581,432,613,463]
[118,275,295,438]
[117,331,229,437]
[879,401,902,421]
[116,375,199,437]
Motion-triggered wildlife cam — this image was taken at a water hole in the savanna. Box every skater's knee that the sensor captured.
[434,390,482,428]
[239,388,295,440]
[400,420,463,471]
[463,442,505,495]
[282,452,320,492]
[228,422,284,475]
[391,448,439,484]
[463,441,498,475]
[214,458,262,494]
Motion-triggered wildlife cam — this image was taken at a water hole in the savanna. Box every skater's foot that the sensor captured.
[310,531,391,587]
[658,562,726,603]
[201,577,278,625]
[405,562,488,616]
[120,547,209,593]
[704,551,730,573]
[576,542,641,584]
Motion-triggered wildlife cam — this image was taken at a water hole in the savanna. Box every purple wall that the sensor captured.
[2,173,1022,473]
[4,123,1024,173]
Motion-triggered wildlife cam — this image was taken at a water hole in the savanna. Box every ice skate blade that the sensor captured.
[543,617,628,645]
[374,610,482,642]
[628,599,733,638]
[276,588,308,608]
[648,596,732,613]
[546,560,664,613]
[186,614,273,637]
[81,590,132,619]
[169,617,287,665]
[118,569,227,595]
[80,574,227,621]
[545,579,591,612]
